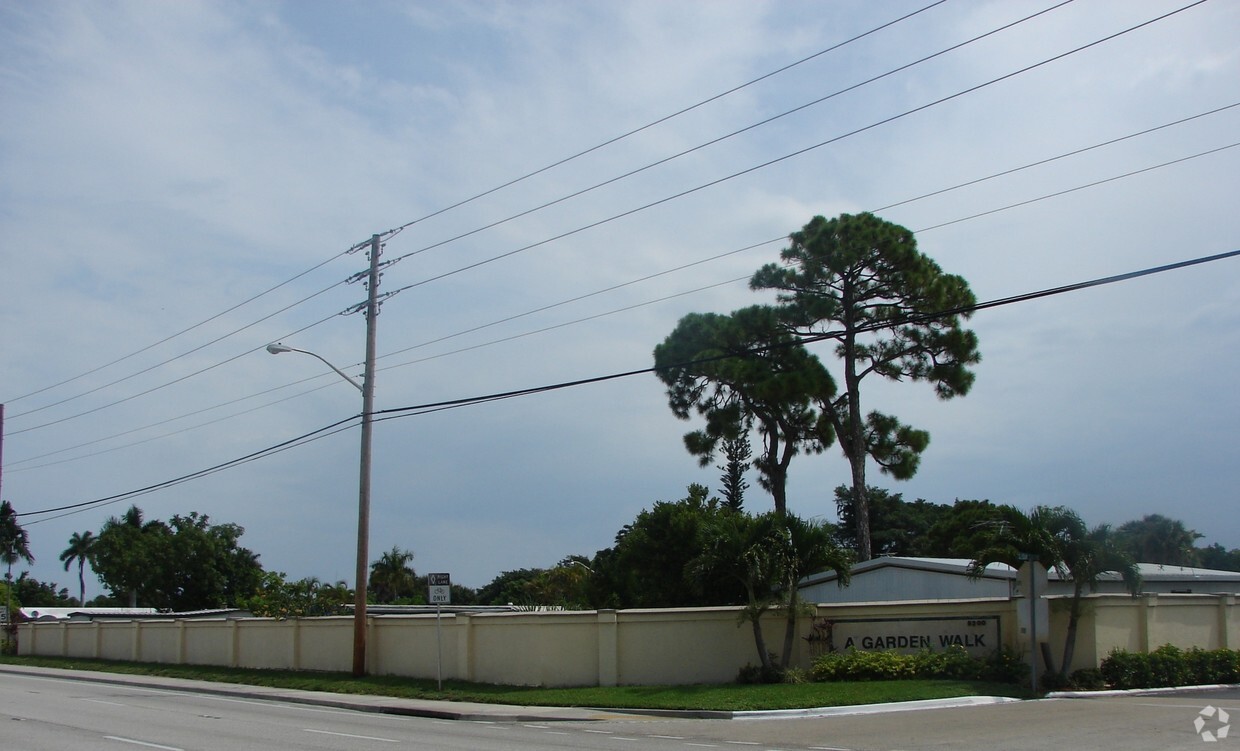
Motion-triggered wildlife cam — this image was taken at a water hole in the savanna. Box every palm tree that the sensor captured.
[969,505,1140,679]
[2,500,35,634]
[692,512,850,673]
[368,546,417,603]
[59,531,98,606]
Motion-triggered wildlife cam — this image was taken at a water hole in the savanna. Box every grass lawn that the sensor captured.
[0,655,1031,711]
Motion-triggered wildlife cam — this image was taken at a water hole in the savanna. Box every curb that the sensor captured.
[1047,682,1240,700]
[0,664,1028,722]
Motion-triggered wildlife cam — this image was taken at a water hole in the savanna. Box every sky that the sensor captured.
[2,0,1238,596]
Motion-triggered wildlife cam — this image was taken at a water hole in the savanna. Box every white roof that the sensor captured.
[802,556,1240,587]
[19,607,158,621]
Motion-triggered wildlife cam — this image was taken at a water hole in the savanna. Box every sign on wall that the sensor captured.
[806,615,1001,658]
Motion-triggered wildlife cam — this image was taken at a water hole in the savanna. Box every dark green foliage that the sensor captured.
[8,572,75,607]
[717,436,752,512]
[693,511,851,672]
[832,485,947,558]
[92,506,263,611]
[1114,514,1202,566]
[1065,668,1106,690]
[1,500,34,569]
[751,213,980,559]
[923,500,1027,559]
[811,646,1024,683]
[1198,543,1240,571]
[60,531,97,606]
[736,657,787,684]
[239,572,352,618]
[592,485,744,609]
[476,568,547,607]
[654,306,836,516]
[969,505,1140,679]
[368,546,417,604]
[1100,646,1240,689]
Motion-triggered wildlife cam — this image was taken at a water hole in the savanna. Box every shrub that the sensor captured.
[811,647,1022,683]
[736,659,786,684]
[1100,646,1240,689]
[1067,668,1106,690]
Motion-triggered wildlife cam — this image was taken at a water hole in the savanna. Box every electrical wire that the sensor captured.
[370,0,952,243]
[9,102,1235,469]
[376,0,1076,273]
[3,248,359,408]
[1,2,1203,441]
[7,309,346,437]
[376,0,1209,299]
[20,415,362,521]
[17,247,1239,521]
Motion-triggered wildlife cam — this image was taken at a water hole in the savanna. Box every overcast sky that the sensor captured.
[2,0,1237,596]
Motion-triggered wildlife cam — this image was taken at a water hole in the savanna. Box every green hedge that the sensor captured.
[1100,645,1240,690]
[810,646,1025,684]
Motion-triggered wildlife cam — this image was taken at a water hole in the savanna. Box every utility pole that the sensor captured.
[352,235,381,677]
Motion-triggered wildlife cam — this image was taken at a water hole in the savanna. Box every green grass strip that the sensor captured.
[1,655,1029,711]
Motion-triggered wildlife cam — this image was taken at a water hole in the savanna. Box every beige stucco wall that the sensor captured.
[1054,593,1237,674]
[17,594,1235,686]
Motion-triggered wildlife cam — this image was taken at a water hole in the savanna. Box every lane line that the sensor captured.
[102,737,183,751]
[81,698,127,707]
[302,728,400,743]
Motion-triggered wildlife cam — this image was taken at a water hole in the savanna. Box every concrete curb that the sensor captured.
[0,664,1022,722]
[1047,682,1240,699]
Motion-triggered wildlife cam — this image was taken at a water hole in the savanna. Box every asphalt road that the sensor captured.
[2,669,1235,750]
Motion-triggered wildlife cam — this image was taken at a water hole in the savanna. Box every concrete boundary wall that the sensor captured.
[1053,592,1238,673]
[18,595,1236,686]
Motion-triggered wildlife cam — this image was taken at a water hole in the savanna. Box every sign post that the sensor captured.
[428,573,451,690]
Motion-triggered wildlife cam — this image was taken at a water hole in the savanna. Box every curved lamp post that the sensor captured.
[268,236,381,677]
[266,344,362,391]
[267,340,374,676]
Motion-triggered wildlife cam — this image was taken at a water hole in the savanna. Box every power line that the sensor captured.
[370,0,952,243]
[19,247,1238,521]
[11,103,1233,468]
[377,1,1207,298]
[872,101,1240,213]
[7,308,346,437]
[376,0,1075,273]
[9,3,949,422]
[20,415,361,521]
[7,278,351,423]
[2,3,1206,445]
[3,247,359,407]
[915,141,1240,234]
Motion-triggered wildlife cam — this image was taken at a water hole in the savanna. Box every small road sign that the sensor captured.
[428,573,451,604]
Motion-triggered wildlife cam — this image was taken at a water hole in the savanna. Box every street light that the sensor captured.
[268,234,381,677]
[268,340,375,676]
[266,344,363,391]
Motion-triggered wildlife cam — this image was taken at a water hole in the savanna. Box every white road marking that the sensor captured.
[302,728,400,743]
[81,698,128,707]
[103,737,183,751]
[651,735,686,739]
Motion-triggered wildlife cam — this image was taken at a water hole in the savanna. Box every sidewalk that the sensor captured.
[0,663,1020,722]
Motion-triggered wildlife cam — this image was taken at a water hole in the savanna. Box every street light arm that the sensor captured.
[267,343,364,392]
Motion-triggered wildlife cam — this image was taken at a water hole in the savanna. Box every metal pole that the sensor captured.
[352,234,381,677]
[1029,563,1039,694]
